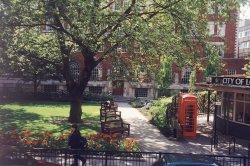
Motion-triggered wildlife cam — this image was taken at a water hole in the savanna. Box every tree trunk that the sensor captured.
[68,96,82,123]
[67,62,95,123]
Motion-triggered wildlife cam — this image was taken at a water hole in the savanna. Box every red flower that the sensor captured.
[33,140,38,145]
[42,140,48,145]
[26,139,32,145]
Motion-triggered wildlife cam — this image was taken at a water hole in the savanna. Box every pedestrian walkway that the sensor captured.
[117,102,249,156]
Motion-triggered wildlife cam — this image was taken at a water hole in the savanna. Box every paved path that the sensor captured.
[117,102,249,156]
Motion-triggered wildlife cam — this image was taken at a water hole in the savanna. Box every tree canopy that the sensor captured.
[0,0,244,122]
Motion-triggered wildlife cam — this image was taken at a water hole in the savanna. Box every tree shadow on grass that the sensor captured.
[0,108,42,131]
[0,107,101,135]
[81,112,100,132]
[39,113,101,134]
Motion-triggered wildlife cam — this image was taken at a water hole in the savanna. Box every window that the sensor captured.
[211,42,225,57]
[235,93,250,124]
[208,7,215,14]
[112,1,120,11]
[239,42,244,49]
[247,31,250,37]
[207,22,215,35]
[69,62,80,83]
[181,68,192,84]
[44,85,58,93]
[223,92,234,120]
[88,86,102,94]
[112,66,125,77]
[123,0,129,6]
[44,24,53,32]
[246,94,250,101]
[121,45,127,53]
[90,65,102,81]
[227,69,236,75]
[239,32,243,38]
[236,102,244,122]
[43,19,54,32]
[135,88,148,97]
[245,103,250,124]
[98,45,104,52]
[217,23,226,37]
[240,42,250,48]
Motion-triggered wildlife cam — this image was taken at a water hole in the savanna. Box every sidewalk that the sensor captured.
[117,102,249,156]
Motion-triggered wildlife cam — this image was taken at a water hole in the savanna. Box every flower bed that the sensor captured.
[87,133,140,152]
[0,130,140,152]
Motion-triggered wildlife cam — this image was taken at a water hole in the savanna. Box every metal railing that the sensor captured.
[248,143,250,158]
[6,148,250,166]
[229,136,236,155]
[211,134,219,152]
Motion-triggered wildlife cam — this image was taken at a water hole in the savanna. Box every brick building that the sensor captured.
[170,8,249,92]
[237,19,250,58]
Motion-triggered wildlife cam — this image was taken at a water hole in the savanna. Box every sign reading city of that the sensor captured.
[211,77,250,87]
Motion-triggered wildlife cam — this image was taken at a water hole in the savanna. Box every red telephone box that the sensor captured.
[178,94,198,137]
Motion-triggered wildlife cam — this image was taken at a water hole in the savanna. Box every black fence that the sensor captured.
[5,148,250,166]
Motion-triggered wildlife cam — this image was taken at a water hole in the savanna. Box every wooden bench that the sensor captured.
[101,101,118,111]
[100,109,121,121]
[101,120,130,135]
[100,107,121,121]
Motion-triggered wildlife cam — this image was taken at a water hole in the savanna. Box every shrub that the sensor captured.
[149,97,172,130]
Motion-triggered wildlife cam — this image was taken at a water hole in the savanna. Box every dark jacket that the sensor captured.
[68,130,81,149]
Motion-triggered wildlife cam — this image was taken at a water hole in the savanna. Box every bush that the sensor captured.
[130,98,152,108]
[149,97,172,130]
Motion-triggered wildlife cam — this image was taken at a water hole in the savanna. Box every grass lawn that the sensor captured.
[0,101,101,136]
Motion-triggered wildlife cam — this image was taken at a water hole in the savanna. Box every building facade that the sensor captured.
[170,8,249,92]
[196,75,250,140]
[237,19,250,58]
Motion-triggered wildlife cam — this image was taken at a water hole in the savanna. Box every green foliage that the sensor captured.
[204,44,224,78]
[158,58,173,97]
[0,28,62,90]
[130,98,151,108]
[149,97,172,129]
[243,55,250,76]
[82,92,113,102]
[188,70,196,93]
[0,0,242,83]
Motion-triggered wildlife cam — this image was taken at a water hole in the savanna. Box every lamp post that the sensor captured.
[213,95,221,147]
[213,96,217,147]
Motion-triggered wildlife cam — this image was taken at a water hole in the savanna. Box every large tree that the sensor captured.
[0,28,62,95]
[0,0,242,123]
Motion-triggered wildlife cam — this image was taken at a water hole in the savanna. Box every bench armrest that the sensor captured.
[122,122,130,128]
